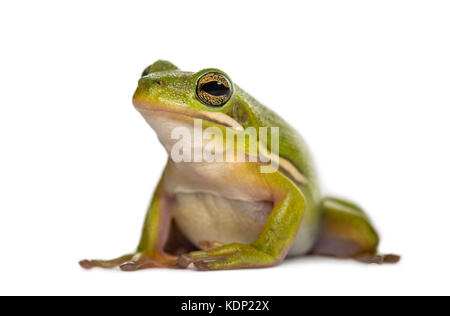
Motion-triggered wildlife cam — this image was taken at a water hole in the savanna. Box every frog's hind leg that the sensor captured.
[311,197,400,264]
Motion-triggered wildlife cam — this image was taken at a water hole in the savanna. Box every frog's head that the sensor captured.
[133,60,259,151]
[133,60,307,181]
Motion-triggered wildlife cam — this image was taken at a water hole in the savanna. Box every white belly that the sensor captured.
[172,193,273,247]
[171,192,320,256]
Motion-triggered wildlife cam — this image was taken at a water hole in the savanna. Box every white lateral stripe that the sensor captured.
[258,142,308,184]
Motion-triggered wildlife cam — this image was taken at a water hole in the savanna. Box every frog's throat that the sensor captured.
[134,101,308,185]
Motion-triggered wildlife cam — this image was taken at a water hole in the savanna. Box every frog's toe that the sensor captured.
[119,259,158,271]
[119,253,181,272]
[79,260,94,269]
[354,253,401,264]
[79,254,134,270]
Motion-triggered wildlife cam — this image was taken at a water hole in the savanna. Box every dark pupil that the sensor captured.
[201,81,229,96]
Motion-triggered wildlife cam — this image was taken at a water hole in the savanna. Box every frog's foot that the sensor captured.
[79,254,134,270]
[79,252,180,271]
[354,253,401,265]
[178,243,277,271]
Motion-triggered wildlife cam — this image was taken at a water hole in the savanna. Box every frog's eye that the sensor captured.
[196,73,232,107]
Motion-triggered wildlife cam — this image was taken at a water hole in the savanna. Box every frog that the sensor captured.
[80,60,400,271]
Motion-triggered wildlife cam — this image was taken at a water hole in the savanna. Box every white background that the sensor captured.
[1,0,449,296]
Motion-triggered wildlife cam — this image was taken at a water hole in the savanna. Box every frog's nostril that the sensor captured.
[156,80,163,86]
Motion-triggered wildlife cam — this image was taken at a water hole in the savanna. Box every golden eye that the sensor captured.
[196,73,232,107]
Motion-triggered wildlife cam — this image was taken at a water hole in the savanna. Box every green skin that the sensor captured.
[80,61,399,271]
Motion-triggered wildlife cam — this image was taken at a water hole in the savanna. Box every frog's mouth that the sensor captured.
[133,98,244,155]
[133,99,243,131]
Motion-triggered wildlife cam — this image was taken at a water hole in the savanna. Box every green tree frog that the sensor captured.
[80,60,399,271]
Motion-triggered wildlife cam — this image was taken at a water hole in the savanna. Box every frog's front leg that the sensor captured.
[179,173,305,271]
[80,181,181,271]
